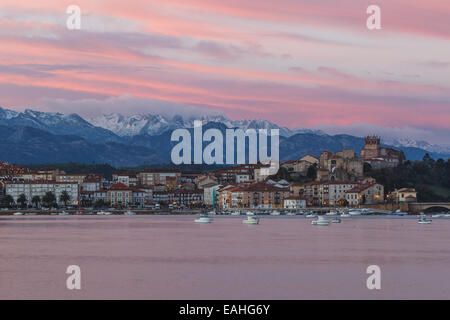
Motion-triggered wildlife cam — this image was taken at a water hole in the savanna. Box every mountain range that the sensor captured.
[0,106,448,167]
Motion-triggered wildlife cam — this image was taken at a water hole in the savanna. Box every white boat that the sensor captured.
[349,209,362,216]
[243,216,260,225]
[13,212,24,216]
[432,214,442,218]
[231,211,241,216]
[270,210,280,216]
[332,218,342,223]
[245,211,255,216]
[340,212,351,218]
[311,216,330,226]
[326,210,338,216]
[195,214,212,223]
[443,213,450,217]
[124,210,136,215]
[286,211,295,216]
[208,210,217,215]
[97,211,109,215]
[306,213,317,218]
[418,217,432,224]
[58,211,69,215]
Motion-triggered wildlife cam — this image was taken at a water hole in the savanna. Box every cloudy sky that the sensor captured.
[0,1,449,144]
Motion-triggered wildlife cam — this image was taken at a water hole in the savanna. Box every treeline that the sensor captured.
[366,154,450,202]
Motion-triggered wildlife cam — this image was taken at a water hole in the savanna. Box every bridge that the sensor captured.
[407,203,450,214]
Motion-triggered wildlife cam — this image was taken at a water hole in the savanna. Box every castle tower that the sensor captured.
[361,135,380,159]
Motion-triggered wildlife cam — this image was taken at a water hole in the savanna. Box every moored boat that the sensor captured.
[243,216,260,225]
[195,213,212,223]
[311,216,330,226]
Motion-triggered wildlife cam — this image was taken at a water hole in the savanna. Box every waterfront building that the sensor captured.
[4,181,79,206]
[345,183,384,206]
[283,196,307,209]
[390,188,418,203]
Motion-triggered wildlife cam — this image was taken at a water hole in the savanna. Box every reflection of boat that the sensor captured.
[243,216,260,225]
[195,214,212,223]
[332,218,341,223]
[311,216,330,226]
[124,210,136,215]
[270,210,280,216]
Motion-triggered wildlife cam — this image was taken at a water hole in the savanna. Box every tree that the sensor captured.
[94,199,107,208]
[17,194,27,208]
[2,195,14,208]
[42,192,56,208]
[32,196,41,208]
[60,191,71,207]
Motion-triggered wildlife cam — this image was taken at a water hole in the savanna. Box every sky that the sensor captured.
[0,1,449,145]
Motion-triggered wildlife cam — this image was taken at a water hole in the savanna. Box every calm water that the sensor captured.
[1,215,450,299]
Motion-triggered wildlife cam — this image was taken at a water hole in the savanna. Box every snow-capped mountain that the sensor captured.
[0,106,120,142]
[382,137,450,155]
[1,106,448,157]
[88,113,324,137]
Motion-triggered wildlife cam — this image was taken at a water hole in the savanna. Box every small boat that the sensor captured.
[326,210,338,216]
[270,210,281,216]
[443,213,450,217]
[124,210,136,215]
[306,213,317,218]
[97,211,109,215]
[349,209,362,216]
[243,216,260,225]
[208,210,217,215]
[432,214,442,218]
[340,212,351,218]
[418,217,432,224]
[332,218,341,223]
[13,212,24,216]
[286,211,295,216]
[393,209,408,216]
[58,211,69,215]
[311,216,330,226]
[195,214,212,224]
[245,211,255,216]
[231,211,241,216]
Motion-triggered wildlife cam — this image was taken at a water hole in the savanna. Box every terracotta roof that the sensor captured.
[108,182,133,191]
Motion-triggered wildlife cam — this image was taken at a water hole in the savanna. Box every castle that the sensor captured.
[360,136,405,169]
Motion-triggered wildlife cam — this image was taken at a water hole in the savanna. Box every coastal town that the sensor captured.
[0,136,420,212]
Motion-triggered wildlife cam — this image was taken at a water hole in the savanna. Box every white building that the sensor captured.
[203,184,222,206]
[283,196,306,209]
[5,181,79,206]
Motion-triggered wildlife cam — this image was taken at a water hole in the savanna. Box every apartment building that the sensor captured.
[4,181,79,205]
[138,169,181,189]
